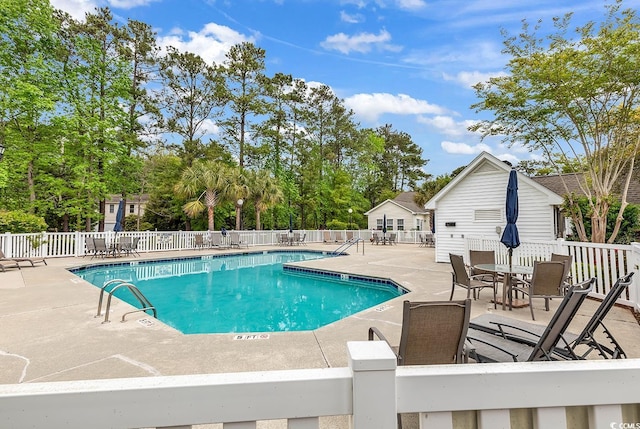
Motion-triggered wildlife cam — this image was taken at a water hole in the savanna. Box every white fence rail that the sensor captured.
[1,342,639,429]
[466,236,640,312]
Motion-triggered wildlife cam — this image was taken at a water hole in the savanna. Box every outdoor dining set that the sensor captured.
[84,236,140,259]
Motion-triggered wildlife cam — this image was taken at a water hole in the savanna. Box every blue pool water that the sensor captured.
[72,251,405,334]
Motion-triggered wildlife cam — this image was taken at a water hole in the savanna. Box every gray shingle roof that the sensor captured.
[531,173,640,204]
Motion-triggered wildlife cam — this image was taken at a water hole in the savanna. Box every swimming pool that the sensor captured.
[71,251,406,334]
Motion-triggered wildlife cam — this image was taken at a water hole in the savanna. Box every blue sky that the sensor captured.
[50,0,630,176]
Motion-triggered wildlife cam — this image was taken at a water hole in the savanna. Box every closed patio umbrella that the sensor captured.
[114,199,125,233]
[500,169,520,267]
[382,213,387,240]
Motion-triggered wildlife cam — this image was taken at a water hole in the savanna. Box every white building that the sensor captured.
[425,152,564,263]
[103,194,149,231]
[364,192,431,233]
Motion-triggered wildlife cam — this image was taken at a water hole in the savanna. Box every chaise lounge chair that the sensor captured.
[0,249,47,267]
[0,259,20,272]
[466,277,595,362]
[469,273,633,360]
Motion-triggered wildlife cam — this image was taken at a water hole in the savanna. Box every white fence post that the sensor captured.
[4,232,11,257]
[629,243,640,312]
[347,341,397,429]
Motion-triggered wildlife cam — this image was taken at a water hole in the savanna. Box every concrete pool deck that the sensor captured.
[1,242,639,387]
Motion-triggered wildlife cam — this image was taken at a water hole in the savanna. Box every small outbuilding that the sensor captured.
[425,152,565,263]
[364,192,431,233]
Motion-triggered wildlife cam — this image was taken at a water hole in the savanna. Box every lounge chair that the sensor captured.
[0,249,47,267]
[369,299,472,428]
[449,253,497,303]
[470,273,632,360]
[508,260,566,320]
[466,278,595,363]
[346,231,354,241]
[335,232,344,243]
[323,231,332,243]
[0,259,20,272]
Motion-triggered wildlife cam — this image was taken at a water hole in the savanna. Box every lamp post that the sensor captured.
[0,143,5,161]
[236,199,244,230]
[348,208,353,228]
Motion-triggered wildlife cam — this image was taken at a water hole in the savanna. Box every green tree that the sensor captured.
[247,169,283,230]
[220,42,267,168]
[158,47,225,167]
[174,160,232,231]
[471,2,640,243]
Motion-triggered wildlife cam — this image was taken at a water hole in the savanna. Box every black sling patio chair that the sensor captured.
[469,273,633,360]
[466,277,595,363]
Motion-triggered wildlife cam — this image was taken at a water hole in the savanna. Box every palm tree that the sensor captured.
[229,167,249,230]
[174,160,231,231]
[248,169,283,230]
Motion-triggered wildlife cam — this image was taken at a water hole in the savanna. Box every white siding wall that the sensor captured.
[367,203,428,233]
[434,165,557,263]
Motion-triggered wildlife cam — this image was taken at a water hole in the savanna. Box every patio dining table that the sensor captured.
[473,263,533,311]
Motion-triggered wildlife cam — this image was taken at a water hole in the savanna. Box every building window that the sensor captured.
[376,218,383,230]
[129,204,135,214]
[387,218,394,231]
[109,204,114,214]
[397,219,404,231]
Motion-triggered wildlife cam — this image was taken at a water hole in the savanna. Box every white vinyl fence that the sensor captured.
[1,342,639,429]
[466,236,640,312]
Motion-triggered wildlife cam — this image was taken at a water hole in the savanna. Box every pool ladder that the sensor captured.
[332,238,365,255]
[96,279,157,324]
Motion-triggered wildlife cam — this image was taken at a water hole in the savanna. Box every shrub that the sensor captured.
[0,210,48,233]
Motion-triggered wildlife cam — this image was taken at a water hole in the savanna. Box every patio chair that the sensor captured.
[194,234,206,249]
[470,273,633,360]
[210,233,227,249]
[468,250,500,309]
[279,233,290,246]
[346,231,354,241]
[297,233,307,246]
[0,258,20,272]
[323,231,332,243]
[0,249,47,267]
[424,233,435,247]
[119,237,133,256]
[509,260,566,320]
[550,252,573,292]
[449,253,497,304]
[93,238,109,258]
[387,233,397,245]
[335,232,344,243]
[467,277,595,362]
[369,299,472,428]
[230,231,247,248]
[84,237,96,258]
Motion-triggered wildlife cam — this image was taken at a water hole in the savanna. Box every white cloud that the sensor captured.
[441,141,492,155]
[418,115,479,138]
[395,0,427,10]
[442,70,509,88]
[50,0,98,20]
[157,23,254,64]
[340,10,364,23]
[200,118,220,137]
[344,93,447,122]
[320,29,402,54]
[107,0,158,8]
